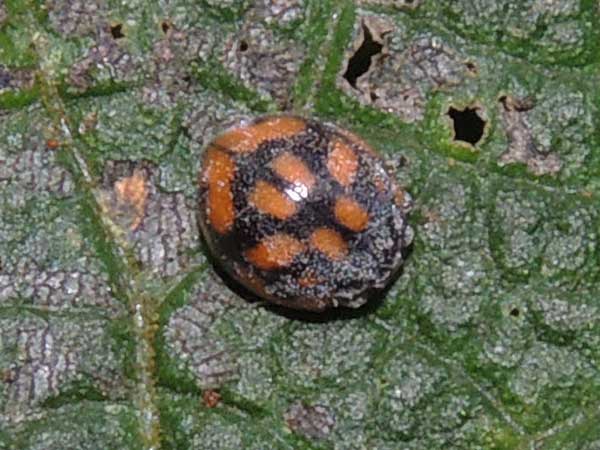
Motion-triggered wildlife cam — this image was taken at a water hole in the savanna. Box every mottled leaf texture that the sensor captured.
[1,0,600,449]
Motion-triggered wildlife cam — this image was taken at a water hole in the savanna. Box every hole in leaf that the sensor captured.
[343,24,382,89]
[447,106,485,145]
[465,61,477,73]
[510,308,520,317]
[239,40,249,52]
[110,23,125,39]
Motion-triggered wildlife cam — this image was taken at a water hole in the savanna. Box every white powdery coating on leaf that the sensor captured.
[284,401,335,440]
[0,259,122,316]
[0,315,124,425]
[221,22,305,107]
[48,0,108,37]
[68,30,141,91]
[257,0,305,26]
[535,296,599,332]
[164,290,236,389]
[509,342,595,404]
[134,190,198,277]
[0,148,74,207]
[142,26,216,108]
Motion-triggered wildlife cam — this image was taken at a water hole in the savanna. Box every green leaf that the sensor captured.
[1,0,600,449]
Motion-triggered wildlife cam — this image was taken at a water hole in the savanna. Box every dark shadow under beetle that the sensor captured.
[203,235,413,323]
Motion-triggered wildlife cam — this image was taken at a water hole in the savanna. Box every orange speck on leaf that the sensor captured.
[202,390,222,408]
[46,139,60,150]
[114,169,148,230]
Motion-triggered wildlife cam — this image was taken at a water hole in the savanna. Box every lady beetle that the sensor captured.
[198,115,412,311]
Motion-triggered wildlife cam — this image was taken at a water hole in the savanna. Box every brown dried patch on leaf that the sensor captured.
[221,23,305,108]
[499,95,561,176]
[284,401,336,440]
[338,16,469,123]
[100,161,199,277]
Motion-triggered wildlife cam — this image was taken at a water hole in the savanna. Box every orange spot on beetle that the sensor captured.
[245,234,305,270]
[213,117,305,153]
[249,180,297,219]
[334,196,369,232]
[310,227,348,261]
[271,152,316,193]
[115,169,148,230]
[327,139,358,186]
[202,147,236,234]
[298,271,321,288]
